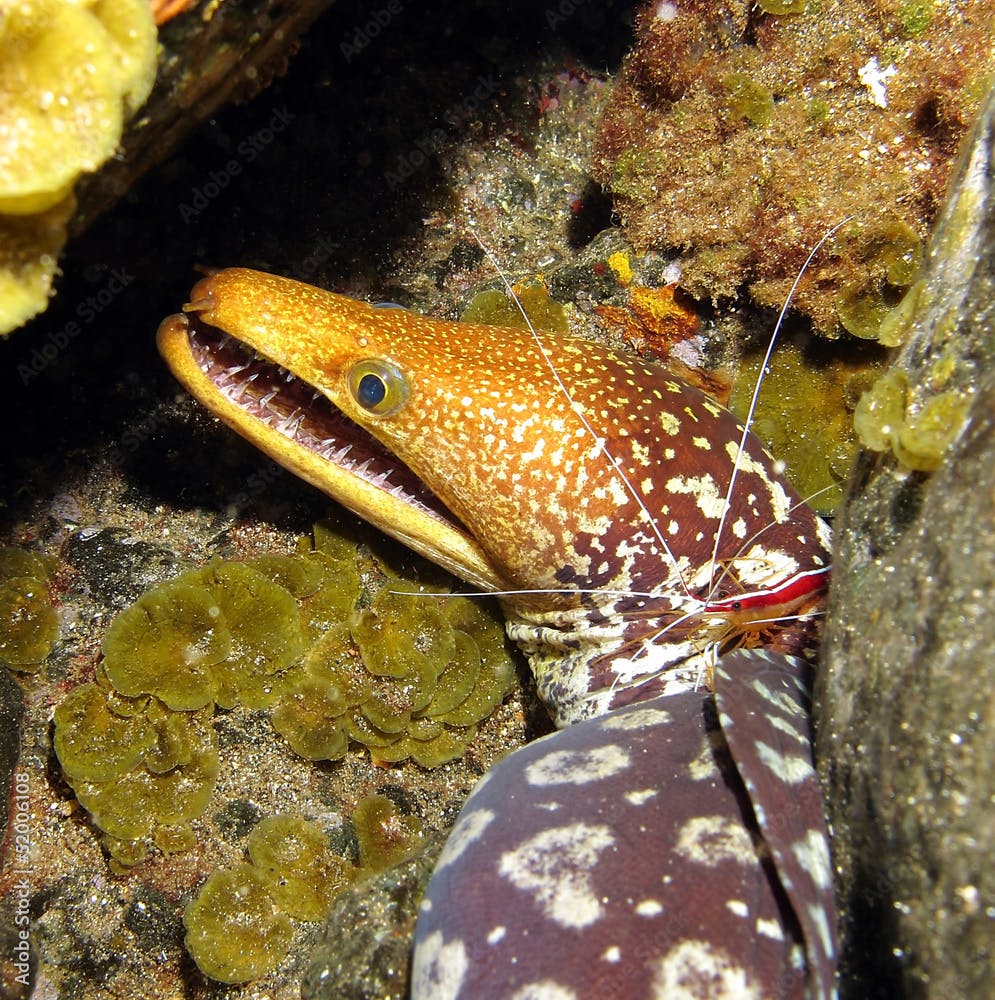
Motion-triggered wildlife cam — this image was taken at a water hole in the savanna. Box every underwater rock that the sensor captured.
[302,836,444,1000]
[0,669,24,847]
[817,84,995,996]
[593,0,991,336]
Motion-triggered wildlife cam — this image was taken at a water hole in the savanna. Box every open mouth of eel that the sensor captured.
[156,288,500,589]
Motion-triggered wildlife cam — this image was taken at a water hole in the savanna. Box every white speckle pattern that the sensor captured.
[756,917,784,941]
[635,899,664,917]
[525,745,631,787]
[625,788,658,806]
[651,939,762,999]
[435,808,495,871]
[410,930,468,1000]
[600,706,671,731]
[510,982,578,1000]
[687,737,720,780]
[675,815,756,867]
[792,828,833,891]
[486,926,506,945]
[726,899,749,918]
[498,823,615,929]
[601,945,622,962]
[755,740,812,784]
[808,900,836,962]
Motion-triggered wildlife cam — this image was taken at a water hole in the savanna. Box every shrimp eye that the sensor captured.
[348,359,409,415]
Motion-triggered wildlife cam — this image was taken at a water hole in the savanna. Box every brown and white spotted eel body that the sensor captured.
[158,268,838,999]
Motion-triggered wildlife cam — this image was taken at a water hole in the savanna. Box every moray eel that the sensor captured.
[158,268,838,998]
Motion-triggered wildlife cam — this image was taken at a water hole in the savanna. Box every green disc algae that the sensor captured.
[0,546,59,671]
[247,815,355,920]
[53,520,517,867]
[183,801,418,983]
[101,577,230,710]
[184,863,294,984]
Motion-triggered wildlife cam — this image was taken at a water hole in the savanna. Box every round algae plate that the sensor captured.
[184,863,293,984]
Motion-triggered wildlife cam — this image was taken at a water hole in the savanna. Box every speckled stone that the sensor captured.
[301,837,443,1000]
[0,669,23,846]
[817,85,995,997]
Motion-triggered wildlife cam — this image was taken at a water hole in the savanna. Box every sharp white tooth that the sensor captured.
[311,391,321,402]
[276,409,304,435]
[260,390,279,408]
[332,444,353,462]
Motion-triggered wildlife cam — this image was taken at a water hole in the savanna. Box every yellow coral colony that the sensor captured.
[0,0,157,334]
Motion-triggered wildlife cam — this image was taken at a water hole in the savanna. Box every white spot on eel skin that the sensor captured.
[525,745,631,787]
[600,706,671,731]
[675,815,756,867]
[601,945,622,962]
[755,741,813,785]
[635,899,664,917]
[651,940,762,999]
[756,917,785,941]
[687,737,720,780]
[510,982,578,1000]
[792,828,834,891]
[726,899,749,918]
[498,822,615,929]
[410,930,468,1000]
[486,926,506,945]
[435,808,495,871]
[624,788,658,806]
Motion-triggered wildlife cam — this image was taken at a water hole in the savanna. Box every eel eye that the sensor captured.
[348,359,409,416]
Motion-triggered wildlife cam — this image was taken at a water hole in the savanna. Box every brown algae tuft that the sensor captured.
[353,794,426,873]
[592,0,986,335]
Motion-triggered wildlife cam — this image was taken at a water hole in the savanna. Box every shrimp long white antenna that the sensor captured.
[706,217,854,597]
[468,226,693,600]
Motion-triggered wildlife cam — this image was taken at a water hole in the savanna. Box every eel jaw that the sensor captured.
[156,310,506,592]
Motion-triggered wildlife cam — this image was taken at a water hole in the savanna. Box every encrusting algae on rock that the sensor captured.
[728,338,887,513]
[52,521,515,865]
[0,545,60,671]
[0,0,158,333]
[592,0,991,336]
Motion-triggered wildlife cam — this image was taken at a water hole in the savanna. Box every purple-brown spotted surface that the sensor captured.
[157,269,839,999]
[413,651,835,1000]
